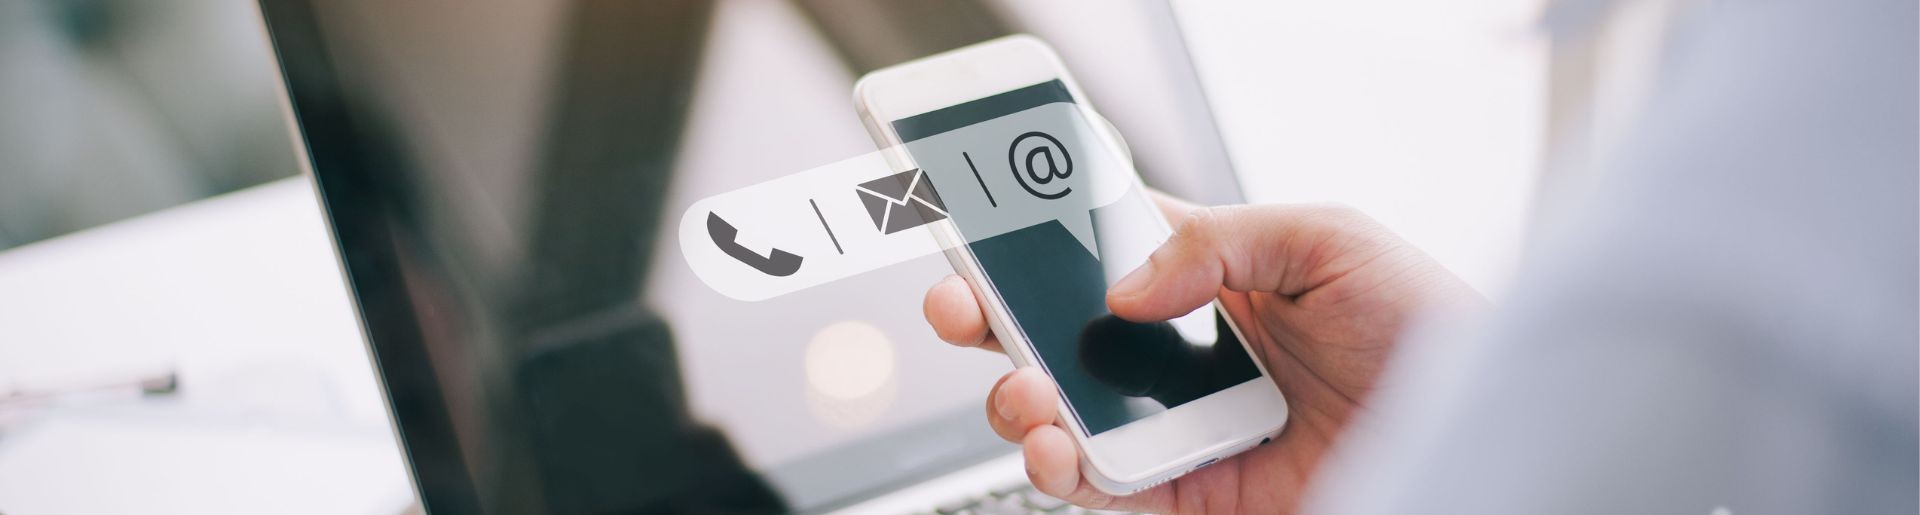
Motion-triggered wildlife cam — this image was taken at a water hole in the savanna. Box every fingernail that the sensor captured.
[1109,259,1156,298]
[995,387,1018,423]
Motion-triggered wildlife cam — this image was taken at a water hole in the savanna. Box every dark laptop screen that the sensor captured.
[258,1,1017,512]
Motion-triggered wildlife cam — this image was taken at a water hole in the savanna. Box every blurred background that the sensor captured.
[0,0,300,248]
[0,0,1694,513]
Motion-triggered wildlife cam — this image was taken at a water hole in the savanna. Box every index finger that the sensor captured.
[924,274,1003,353]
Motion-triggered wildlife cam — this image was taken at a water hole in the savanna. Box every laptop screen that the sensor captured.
[258,1,1017,512]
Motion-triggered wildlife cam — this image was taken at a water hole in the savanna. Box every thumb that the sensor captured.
[1106,203,1403,322]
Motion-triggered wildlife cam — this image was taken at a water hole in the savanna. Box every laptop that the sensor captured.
[256,1,1238,512]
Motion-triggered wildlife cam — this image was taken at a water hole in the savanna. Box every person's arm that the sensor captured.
[1309,0,1918,513]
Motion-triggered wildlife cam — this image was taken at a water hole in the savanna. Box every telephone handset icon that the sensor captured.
[707,212,803,277]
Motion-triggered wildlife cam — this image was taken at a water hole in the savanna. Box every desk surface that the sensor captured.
[0,179,413,514]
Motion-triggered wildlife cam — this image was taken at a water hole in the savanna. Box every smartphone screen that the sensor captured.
[892,81,1262,436]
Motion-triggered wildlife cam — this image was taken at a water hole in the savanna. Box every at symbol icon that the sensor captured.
[1008,131,1073,200]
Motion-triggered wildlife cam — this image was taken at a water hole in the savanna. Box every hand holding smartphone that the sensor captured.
[854,35,1289,495]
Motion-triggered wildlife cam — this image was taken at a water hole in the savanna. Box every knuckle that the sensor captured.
[1170,206,1227,248]
[1313,203,1396,243]
[1288,202,1383,242]
[1319,201,1361,215]
[1310,202,1370,225]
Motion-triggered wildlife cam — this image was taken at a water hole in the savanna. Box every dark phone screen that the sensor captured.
[893,81,1260,435]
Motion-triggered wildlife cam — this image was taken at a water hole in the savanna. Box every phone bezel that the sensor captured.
[852,35,1288,492]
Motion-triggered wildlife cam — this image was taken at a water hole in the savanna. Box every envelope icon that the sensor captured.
[856,168,949,235]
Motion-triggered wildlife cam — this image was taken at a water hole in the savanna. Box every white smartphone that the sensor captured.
[854,35,1288,495]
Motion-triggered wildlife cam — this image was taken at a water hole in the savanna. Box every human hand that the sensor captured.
[923,194,1480,514]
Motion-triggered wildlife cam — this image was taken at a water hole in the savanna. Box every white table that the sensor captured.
[0,179,413,514]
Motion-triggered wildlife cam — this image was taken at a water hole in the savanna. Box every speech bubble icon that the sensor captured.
[905,102,1132,260]
[1001,129,1099,258]
[1058,211,1100,259]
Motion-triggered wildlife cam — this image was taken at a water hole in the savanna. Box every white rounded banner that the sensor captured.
[679,102,1133,301]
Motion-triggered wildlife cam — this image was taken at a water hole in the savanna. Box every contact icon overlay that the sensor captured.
[1008,131,1073,200]
[856,169,948,234]
[678,102,1134,301]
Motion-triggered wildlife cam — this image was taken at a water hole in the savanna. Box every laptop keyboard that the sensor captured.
[921,482,1141,515]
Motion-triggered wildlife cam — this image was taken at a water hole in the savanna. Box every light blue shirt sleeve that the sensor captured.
[1308,0,1917,513]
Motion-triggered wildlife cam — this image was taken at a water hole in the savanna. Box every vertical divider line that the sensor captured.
[963,152,998,207]
[810,198,844,255]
